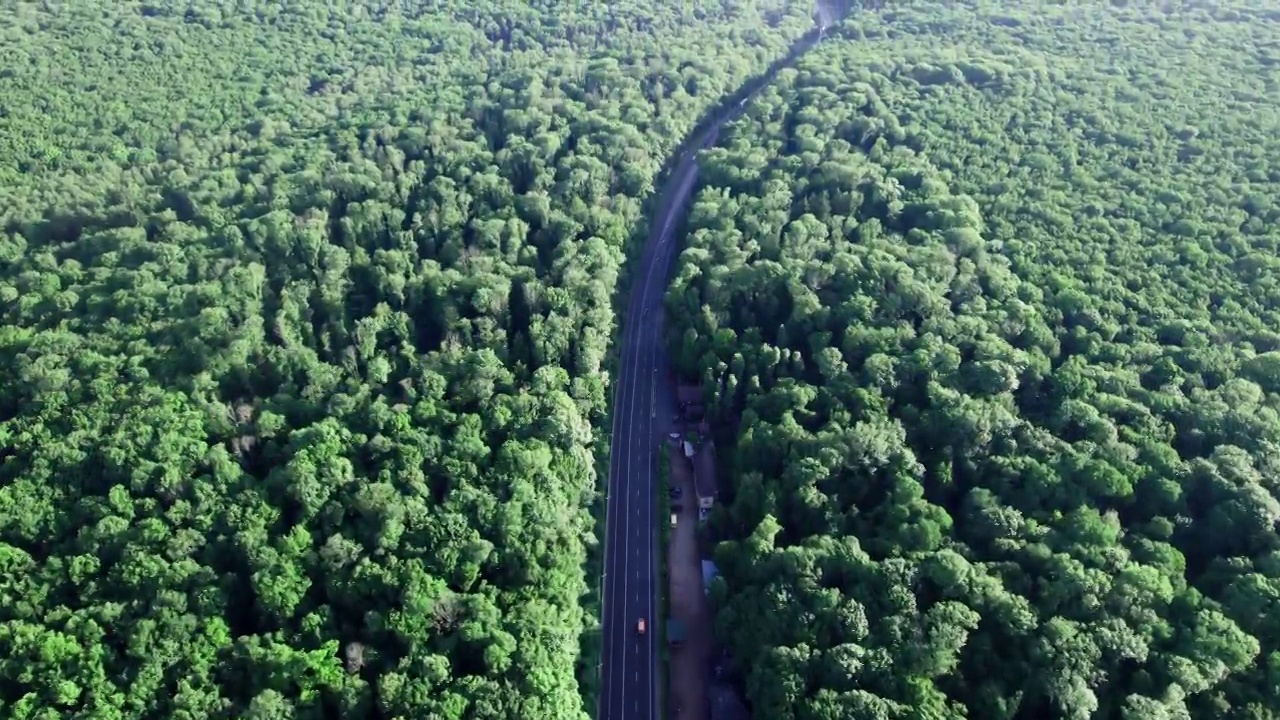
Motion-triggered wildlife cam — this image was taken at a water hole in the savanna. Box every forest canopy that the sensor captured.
[0,2,814,719]
[667,3,1280,719]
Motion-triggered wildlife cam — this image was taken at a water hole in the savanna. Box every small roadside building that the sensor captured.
[667,618,686,647]
[693,440,717,509]
[701,560,719,596]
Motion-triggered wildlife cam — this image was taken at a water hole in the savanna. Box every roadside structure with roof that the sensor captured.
[667,618,686,646]
[693,440,717,509]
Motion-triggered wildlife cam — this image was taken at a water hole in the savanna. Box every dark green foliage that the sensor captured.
[668,3,1280,719]
[0,2,815,719]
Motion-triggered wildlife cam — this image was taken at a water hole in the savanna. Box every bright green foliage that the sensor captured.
[0,2,816,718]
[668,3,1280,719]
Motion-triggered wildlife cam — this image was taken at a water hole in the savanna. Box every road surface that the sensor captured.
[597,31,821,720]
[597,101,756,720]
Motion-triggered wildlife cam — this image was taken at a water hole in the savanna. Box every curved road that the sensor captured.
[596,54,803,720]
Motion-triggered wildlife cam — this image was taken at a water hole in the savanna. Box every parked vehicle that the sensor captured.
[671,513,677,527]
[668,619,686,647]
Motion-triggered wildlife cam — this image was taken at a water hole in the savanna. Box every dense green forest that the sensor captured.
[668,3,1280,719]
[0,2,815,718]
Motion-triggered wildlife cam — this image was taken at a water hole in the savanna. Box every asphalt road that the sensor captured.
[597,104,752,720]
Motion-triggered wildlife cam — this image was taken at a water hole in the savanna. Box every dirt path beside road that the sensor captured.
[666,441,711,720]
